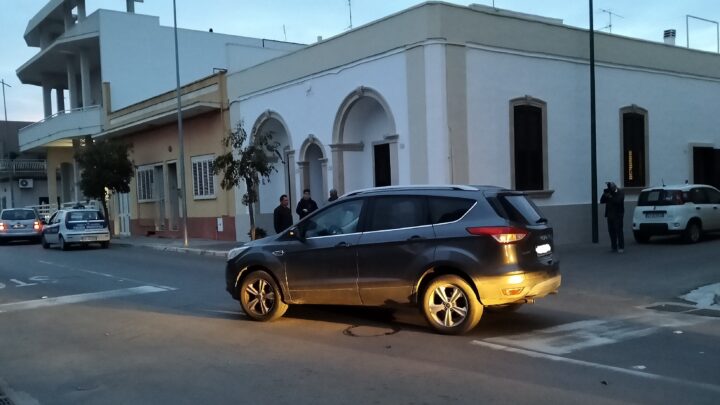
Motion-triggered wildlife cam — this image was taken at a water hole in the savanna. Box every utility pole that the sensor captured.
[1,79,13,208]
[589,1,599,243]
[172,0,189,247]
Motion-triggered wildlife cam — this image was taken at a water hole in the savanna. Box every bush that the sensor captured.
[247,227,267,240]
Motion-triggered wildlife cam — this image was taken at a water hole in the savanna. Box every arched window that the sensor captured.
[620,106,648,187]
[510,97,547,191]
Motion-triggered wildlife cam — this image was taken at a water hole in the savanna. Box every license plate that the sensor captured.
[82,236,97,242]
[645,212,664,218]
[12,224,25,229]
[535,243,552,256]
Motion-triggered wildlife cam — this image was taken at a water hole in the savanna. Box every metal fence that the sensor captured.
[0,159,47,173]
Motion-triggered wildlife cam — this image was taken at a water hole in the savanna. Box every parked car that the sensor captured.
[41,209,111,250]
[225,185,561,335]
[632,184,720,243]
[0,208,44,244]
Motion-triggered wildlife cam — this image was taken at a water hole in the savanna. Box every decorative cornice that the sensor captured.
[330,142,364,152]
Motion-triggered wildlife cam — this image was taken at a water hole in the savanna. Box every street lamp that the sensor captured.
[173,0,189,247]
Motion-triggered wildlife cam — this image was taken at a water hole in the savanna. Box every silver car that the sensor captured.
[0,208,44,244]
[42,209,111,250]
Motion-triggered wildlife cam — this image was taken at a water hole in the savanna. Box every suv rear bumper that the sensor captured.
[475,270,561,306]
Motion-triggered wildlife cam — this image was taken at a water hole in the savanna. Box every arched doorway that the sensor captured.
[253,111,294,216]
[298,136,328,206]
[332,87,398,194]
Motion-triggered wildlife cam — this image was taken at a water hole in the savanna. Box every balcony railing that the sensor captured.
[19,105,103,151]
[0,159,47,174]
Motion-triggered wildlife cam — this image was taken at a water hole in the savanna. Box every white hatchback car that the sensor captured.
[632,184,720,243]
[41,209,111,250]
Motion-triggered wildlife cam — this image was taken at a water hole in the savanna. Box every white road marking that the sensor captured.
[0,286,171,314]
[36,259,175,290]
[483,310,709,355]
[471,340,720,394]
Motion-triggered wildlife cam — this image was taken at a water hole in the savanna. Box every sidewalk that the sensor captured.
[111,235,241,257]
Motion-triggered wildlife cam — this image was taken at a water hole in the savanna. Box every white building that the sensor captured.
[17,0,303,207]
[227,2,720,243]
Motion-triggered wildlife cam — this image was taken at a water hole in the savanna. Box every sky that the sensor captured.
[1,0,719,122]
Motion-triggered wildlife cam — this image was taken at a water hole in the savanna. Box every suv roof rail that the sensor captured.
[342,184,479,198]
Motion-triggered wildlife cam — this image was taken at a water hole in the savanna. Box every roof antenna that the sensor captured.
[599,9,624,33]
[662,178,666,187]
[347,0,353,30]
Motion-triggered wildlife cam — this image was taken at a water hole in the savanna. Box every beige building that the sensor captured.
[97,72,235,240]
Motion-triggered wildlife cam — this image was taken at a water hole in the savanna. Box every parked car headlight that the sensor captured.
[227,246,249,261]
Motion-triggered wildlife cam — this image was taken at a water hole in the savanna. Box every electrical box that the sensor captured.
[216,217,224,232]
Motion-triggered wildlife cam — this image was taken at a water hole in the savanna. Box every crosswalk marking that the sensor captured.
[481,310,709,355]
[470,340,720,394]
[0,286,173,314]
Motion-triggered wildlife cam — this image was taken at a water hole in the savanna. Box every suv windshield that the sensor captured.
[1,210,37,220]
[637,189,685,206]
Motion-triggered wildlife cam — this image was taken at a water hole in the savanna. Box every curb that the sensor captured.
[111,241,229,258]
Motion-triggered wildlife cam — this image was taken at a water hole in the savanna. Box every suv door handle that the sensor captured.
[335,241,350,248]
[407,235,425,241]
[272,250,285,257]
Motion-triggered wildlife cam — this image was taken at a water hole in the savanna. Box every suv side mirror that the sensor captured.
[287,227,306,242]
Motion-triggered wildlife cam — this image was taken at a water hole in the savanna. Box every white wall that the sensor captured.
[228,51,410,239]
[98,10,302,111]
[466,47,720,206]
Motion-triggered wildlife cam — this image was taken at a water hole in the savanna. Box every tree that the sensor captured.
[213,121,279,240]
[75,139,134,223]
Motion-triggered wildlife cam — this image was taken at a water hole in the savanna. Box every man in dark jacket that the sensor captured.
[273,194,293,234]
[600,182,625,252]
[328,188,339,203]
[296,189,318,220]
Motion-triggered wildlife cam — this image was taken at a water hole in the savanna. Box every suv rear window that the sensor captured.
[66,211,104,221]
[428,197,474,224]
[637,190,685,206]
[1,210,37,220]
[490,194,545,225]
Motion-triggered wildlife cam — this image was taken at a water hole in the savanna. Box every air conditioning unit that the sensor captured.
[18,179,34,189]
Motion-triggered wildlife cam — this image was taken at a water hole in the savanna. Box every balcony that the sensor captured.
[0,159,48,181]
[19,105,103,151]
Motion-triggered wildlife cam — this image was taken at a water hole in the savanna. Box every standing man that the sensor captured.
[273,194,293,234]
[296,188,318,220]
[600,181,625,253]
[328,188,339,203]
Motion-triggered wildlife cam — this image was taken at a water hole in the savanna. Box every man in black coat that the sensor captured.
[273,194,293,234]
[296,189,318,220]
[600,182,625,253]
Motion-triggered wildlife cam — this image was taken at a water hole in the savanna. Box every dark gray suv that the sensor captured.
[225,185,561,334]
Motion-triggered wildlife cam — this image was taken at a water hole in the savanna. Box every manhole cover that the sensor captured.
[343,325,400,337]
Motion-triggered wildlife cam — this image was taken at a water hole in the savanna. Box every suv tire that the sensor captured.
[421,275,483,335]
[633,231,650,244]
[239,270,288,322]
[683,220,702,244]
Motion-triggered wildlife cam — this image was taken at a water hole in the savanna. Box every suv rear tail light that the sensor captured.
[466,226,528,243]
[0,223,4,231]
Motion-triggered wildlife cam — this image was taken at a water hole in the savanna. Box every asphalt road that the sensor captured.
[0,236,718,404]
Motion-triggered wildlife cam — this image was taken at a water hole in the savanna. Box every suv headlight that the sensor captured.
[227,246,250,261]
